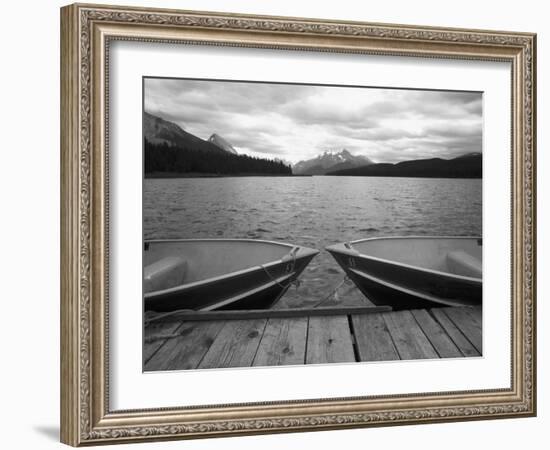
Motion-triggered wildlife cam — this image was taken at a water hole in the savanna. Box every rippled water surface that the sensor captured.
[144,176,482,308]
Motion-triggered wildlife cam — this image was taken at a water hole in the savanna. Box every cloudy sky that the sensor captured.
[144,77,482,164]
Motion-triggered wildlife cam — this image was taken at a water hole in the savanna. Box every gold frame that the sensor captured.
[60,3,537,446]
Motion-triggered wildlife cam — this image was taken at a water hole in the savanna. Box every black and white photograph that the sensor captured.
[142,77,483,371]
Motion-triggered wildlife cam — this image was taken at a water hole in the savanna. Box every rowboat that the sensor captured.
[326,237,482,310]
[144,239,319,312]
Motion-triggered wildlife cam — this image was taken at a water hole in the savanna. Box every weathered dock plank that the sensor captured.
[143,305,482,371]
[351,314,399,361]
[442,307,482,354]
[383,310,438,360]
[143,320,183,364]
[306,316,355,364]
[253,317,308,366]
[145,321,225,371]
[198,319,267,369]
[410,309,463,359]
[430,308,480,357]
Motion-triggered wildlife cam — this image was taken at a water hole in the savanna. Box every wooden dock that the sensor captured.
[144,305,482,371]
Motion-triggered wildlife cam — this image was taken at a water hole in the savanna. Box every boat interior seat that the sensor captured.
[144,256,187,293]
[446,250,482,279]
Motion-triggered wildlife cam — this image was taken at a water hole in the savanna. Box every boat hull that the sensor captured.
[144,240,318,312]
[327,237,482,310]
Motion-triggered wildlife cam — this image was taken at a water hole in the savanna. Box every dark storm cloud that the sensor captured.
[338,127,421,142]
[144,78,482,164]
[146,78,308,115]
[282,102,379,128]
[423,122,482,139]
[365,91,482,120]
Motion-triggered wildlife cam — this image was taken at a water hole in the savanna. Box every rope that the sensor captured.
[311,275,352,308]
[260,246,299,290]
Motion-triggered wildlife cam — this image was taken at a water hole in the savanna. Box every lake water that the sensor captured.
[144,176,482,308]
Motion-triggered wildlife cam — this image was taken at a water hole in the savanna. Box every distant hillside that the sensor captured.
[143,112,291,176]
[293,149,374,175]
[326,153,482,178]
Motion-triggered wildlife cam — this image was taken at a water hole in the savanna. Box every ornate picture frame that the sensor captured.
[60,3,536,446]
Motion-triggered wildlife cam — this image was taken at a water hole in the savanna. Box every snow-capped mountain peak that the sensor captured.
[293,149,373,175]
[208,133,238,154]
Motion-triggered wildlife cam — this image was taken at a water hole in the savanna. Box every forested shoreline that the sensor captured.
[144,139,292,175]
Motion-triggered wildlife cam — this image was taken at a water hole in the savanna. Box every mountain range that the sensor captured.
[143,112,290,176]
[144,112,481,178]
[327,153,482,178]
[292,149,374,175]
